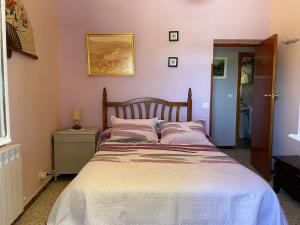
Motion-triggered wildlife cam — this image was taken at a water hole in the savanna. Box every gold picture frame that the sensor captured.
[86,33,135,76]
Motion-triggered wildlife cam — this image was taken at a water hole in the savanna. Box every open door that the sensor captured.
[251,35,278,181]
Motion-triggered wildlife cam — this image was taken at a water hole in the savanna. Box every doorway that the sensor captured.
[236,52,255,149]
[210,36,278,181]
[210,44,256,148]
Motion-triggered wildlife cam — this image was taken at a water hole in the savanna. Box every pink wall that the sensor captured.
[272,0,300,155]
[6,0,295,209]
[6,0,298,206]
[3,0,275,208]
[8,0,61,204]
[58,0,271,130]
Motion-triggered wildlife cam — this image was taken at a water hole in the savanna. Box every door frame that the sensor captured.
[235,52,255,147]
[209,64,214,137]
[210,41,260,146]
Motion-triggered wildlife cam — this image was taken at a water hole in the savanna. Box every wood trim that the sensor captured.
[102,88,108,131]
[267,34,278,179]
[102,88,193,130]
[235,52,255,148]
[108,100,188,107]
[209,64,214,137]
[214,43,260,48]
[176,106,180,122]
[235,54,242,147]
[187,88,192,121]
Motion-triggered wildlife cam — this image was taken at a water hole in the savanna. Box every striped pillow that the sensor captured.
[160,121,212,145]
[110,117,158,143]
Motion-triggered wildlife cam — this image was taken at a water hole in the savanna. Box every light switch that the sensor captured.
[202,102,209,109]
[228,94,233,98]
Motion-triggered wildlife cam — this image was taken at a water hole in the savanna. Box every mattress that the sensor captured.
[47,142,287,225]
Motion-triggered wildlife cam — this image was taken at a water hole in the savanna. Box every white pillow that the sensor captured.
[160,121,212,145]
[110,116,158,142]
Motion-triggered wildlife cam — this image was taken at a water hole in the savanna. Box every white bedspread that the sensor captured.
[47,143,287,225]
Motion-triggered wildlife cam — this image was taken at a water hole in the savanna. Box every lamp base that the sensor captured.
[72,125,82,130]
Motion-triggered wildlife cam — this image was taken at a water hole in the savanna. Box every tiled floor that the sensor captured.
[239,138,251,149]
[15,149,300,225]
[14,177,71,225]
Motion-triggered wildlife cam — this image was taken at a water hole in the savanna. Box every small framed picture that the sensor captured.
[169,31,179,41]
[168,57,178,67]
[213,57,227,79]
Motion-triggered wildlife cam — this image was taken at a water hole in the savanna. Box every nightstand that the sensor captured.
[53,128,100,178]
[273,155,300,201]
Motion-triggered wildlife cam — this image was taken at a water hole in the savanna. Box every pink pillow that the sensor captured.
[160,121,212,145]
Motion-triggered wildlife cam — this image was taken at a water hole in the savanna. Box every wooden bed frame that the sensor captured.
[102,88,192,130]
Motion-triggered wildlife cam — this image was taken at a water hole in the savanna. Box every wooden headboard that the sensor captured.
[102,88,192,130]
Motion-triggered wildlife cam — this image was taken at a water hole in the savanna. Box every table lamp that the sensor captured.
[71,109,82,130]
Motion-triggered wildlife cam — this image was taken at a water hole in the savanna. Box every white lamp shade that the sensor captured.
[71,109,81,121]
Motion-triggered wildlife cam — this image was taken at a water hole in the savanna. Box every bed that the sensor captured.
[47,88,287,225]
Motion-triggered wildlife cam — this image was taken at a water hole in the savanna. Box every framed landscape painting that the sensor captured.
[86,33,135,76]
[213,57,227,79]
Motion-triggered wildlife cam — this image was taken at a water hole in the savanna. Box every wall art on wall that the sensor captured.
[169,31,179,41]
[86,33,135,76]
[6,0,38,59]
[168,57,178,67]
[213,57,227,79]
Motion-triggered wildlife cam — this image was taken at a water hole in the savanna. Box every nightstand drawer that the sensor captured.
[53,128,100,177]
[54,143,96,174]
[54,134,96,143]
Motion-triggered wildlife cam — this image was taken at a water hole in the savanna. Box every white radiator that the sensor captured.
[0,145,23,225]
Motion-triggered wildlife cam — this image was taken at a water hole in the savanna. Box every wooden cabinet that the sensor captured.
[53,128,100,178]
[273,155,300,201]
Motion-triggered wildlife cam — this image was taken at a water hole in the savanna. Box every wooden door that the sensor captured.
[251,35,278,181]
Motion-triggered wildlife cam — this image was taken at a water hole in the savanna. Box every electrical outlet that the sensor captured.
[38,171,48,180]
[47,170,55,175]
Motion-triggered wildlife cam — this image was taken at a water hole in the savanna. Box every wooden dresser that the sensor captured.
[273,155,300,201]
